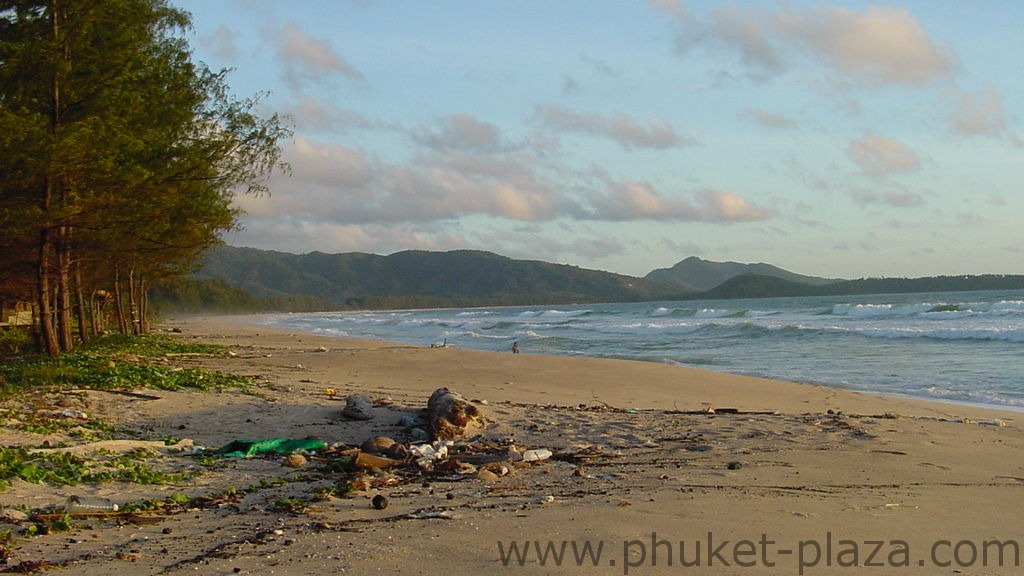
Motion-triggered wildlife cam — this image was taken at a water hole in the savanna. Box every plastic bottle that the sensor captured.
[64,495,119,514]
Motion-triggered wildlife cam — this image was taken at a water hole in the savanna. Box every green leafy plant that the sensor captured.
[0,334,250,399]
[273,498,310,514]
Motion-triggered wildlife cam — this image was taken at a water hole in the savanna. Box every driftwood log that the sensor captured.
[426,387,485,440]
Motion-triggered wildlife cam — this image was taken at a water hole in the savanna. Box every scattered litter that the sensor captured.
[212,438,328,458]
[342,394,374,420]
[521,448,553,463]
[354,452,403,469]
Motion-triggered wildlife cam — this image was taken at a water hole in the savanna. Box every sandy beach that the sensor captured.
[2,314,1023,575]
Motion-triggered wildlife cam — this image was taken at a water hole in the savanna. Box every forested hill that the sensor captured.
[645,256,837,291]
[152,246,1024,313]
[191,245,686,308]
[701,273,1024,299]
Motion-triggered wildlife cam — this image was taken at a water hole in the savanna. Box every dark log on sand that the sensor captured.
[426,387,485,440]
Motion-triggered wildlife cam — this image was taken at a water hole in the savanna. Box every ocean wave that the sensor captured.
[694,308,740,319]
[921,386,1024,408]
[823,324,1024,343]
[829,299,1024,320]
[517,309,592,319]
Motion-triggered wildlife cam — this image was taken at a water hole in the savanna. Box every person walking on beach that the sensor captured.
[512,342,520,354]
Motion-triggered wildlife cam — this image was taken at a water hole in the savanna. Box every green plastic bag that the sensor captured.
[212,438,328,458]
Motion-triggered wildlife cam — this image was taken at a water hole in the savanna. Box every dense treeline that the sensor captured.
[148,278,658,314]
[148,279,337,314]
[0,1,288,354]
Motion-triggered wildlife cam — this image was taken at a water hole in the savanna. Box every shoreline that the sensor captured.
[2,314,1022,574]
[204,312,1024,419]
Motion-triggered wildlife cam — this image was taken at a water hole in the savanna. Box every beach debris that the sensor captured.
[979,419,1007,427]
[361,436,397,454]
[354,452,404,469]
[211,438,327,458]
[64,496,119,514]
[342,394,375,420]
[282,453,308,468]
[726,461,743,470]
[372,494,390,509]
[425,387,485,440]
[477,469,499,482]
[1,508,29,523]
[410,440,455,471]
[386,443,410,459]
[520,448,553,463]
[50,408,89,420]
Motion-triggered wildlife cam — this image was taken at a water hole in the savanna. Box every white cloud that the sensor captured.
[774,6,954,86]
[535,104,691,150]
[710,6,785,74]
[199,26,238,60]
[663,4,954,87]
[282,95,371,133]
[742,108,798,130]
[247,136,564,225]
[271,23,364,89]
[417,114,503,152]
[849,188,925,208]
[847,134,920,176]
[949,87,1007,136]
[587,179,773,222]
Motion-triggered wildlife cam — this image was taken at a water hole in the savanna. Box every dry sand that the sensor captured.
[2,314,1023,575]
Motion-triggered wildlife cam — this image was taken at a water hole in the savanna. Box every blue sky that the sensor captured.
[175,0,1023,279]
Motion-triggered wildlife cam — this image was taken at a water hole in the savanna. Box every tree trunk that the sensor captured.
[138,277,149,334]
[56,225,74,351]
[113,266,129,335]
[73,260,89,344]
[128,267,139,335]
[36,226,60,357]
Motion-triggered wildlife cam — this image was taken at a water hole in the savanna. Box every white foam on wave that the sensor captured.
[694,308,735,319]
[992,300,1024,314]
[823,324,1024,343]
[594,321,708,336]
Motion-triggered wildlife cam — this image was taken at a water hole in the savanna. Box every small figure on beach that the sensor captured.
[431,338,448,348]
[512,342,520,354]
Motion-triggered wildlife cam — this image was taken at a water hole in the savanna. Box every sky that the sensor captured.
[174,0,1024,279]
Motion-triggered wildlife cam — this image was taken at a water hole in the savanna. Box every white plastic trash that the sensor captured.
[521,449,553,462]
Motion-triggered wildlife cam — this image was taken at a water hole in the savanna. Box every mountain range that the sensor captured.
[645,256,838,292]
[160,244,1024,312]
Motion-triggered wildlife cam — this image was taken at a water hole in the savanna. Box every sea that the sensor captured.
[254,290,1024,411]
